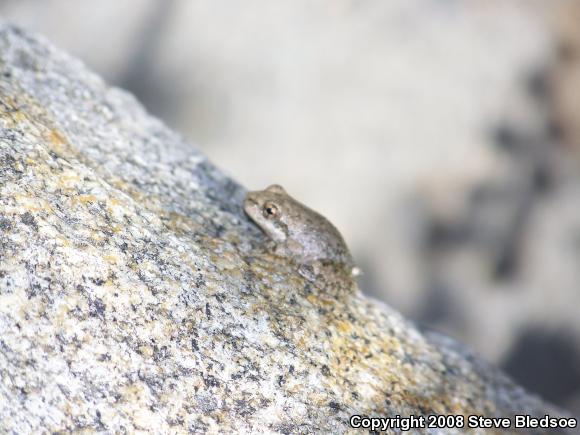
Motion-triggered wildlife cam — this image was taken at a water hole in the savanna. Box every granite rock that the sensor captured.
[0,24,573,434]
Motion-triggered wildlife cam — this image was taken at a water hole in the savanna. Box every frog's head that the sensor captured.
[244,184,289,242]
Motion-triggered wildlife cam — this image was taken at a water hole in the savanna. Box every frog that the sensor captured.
[244,184,359,276]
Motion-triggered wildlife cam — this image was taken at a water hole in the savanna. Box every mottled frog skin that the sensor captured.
[244,185,354,269]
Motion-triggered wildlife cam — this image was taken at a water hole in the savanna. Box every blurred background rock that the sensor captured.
[2,0,579,413]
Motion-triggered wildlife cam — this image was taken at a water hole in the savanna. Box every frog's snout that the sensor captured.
[243,193,259,217]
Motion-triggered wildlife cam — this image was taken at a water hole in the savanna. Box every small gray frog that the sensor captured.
[244,185,359,275]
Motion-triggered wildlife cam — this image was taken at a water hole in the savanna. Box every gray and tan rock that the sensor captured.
[0,24,574,434]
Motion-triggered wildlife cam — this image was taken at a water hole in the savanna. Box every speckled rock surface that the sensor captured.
[0,24,573,434]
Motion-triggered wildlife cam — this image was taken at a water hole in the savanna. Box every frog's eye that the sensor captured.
[263,202,279,219]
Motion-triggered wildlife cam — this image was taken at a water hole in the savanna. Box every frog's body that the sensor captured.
[244,185,355,270]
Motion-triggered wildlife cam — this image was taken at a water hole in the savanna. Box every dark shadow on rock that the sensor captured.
[501,328,580,408]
